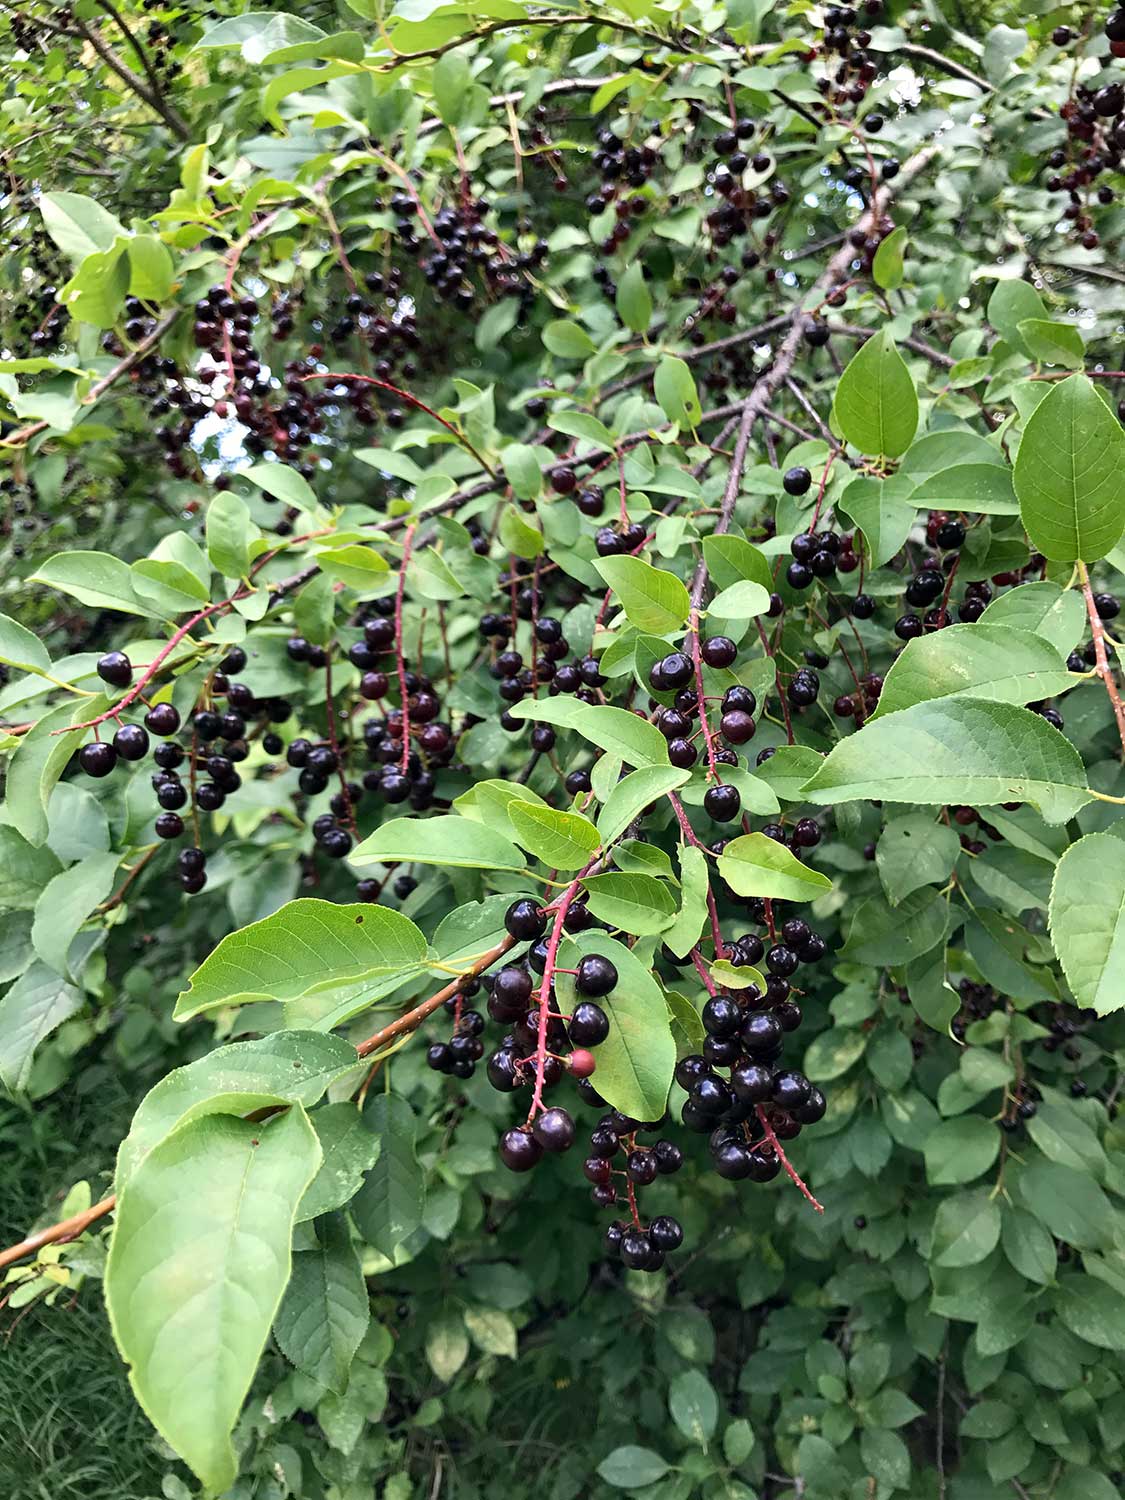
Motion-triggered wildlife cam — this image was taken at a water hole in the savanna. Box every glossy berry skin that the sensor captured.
[742,1011,783,1055]
[96,651,132,687]
[701,635,737,668]
[79,741,117,778]
[569,1001,610,1044]
[499,1128,543,1172]
[113,723,150,761]
[1094,593,1120,620]
[783,466,811,496]
[154,812,184,840]
[505,899,546,941]
[704,783,741,822]
[532,1107,575,1152]
[144,702,181,736]
[702,996,742,1036]
[651,652,693,691]
[576,955,618,997]
[793,1087,827,1124]
[772,1070,813,1110]
[731,1062,773,1101]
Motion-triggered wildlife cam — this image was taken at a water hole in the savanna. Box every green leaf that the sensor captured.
[116,1031,359,1188]
[708,580,771,620]
[662,844,711,959]
[987,279,1048,355]
[316,543,391,590]
[842,888,950,965]
[1019,1161,1114,1250]
[833,328,918,459]
[1049,832,1125,1015]
[547,410,616,452]
[351,815,527,873]
[595,765,690,846]
[581,873,677,935]
[543,320,595,360]
[908,462,1020,517]
[206,491,258,579]
[923,1115,1000,1185]
[802,698,1090,824]
[298,1103,381,1222]
[859,1427,910,1489]
[593,555,690,633]
[174,899,428,1021]
[426,1312,469,1382]
[0,612,52,675]
[242,462,319,513]
[555,933,675,1119]
[616,262,652,334]
[1014,374,1125,562]
[836,476,917,568]
[30,551,145,615]
[979,580,1085,656]
[462,1305,517,1358]
[501,443,542,500]
[508,802,600,871]
[597,1447,671,1489]
[872,226,907,291]
[668,1368,718,1447]
[273,1213,369,1393]
[931,1188,1001,1267]
[0,826,62,909]
[0,960,83,1090]
[702,534,773,593]
[61,243,130,328]
[870,623,1074,719]
[0,911,34,985]
[1001,1206,1056,1285]
[507,698,670,767]
[5,701,92,846]
[718,833,832,902]
[106,1107,321,1495]
[127,236,174,302]
[1017,318,1084,369]
[1055,1279,1125,1350]
[39,191,126,260]
[351,1094,424,1259]
[803,1026,866,1083]
[432,51,471,124]
[31,852,119,977]
[653,355,702,428]
[498,506,544,560]
[876,815,960,904]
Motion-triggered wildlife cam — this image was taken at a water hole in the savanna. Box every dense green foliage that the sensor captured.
[2,2,1125,1499]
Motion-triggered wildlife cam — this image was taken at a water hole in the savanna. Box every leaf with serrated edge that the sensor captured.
[869,624,1074,719]
[719,833,832,902]
[174,899,427,1020]
[273,1213,369,1393]
[803,699,1090,824]
[106,1107,321,1495]
[1049,833,1125,1015]
[116,1031,359,1188]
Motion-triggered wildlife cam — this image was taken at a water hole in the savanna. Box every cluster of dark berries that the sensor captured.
[787,528,852,591]
[427,984,486,1080]
[421,197,545,315]
[1047,27,1124,253]
[810,3,883,113]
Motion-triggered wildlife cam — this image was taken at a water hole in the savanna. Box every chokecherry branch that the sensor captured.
[395,524,417,773]
[1078,560,1125,758]
[1,310,180,449]
[755,1105,825,1213]
[298,372,497,476]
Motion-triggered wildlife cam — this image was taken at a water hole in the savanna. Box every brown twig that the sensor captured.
[0,1194,116,1273]
[1078,560,1125,757]
[1,311,179,448]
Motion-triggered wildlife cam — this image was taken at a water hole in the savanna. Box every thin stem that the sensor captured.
[0,1194,117,1273]
[395,525,417,773]
[1078,561,1125,758]
[299,372,496,476]
[755,1105,824,1212]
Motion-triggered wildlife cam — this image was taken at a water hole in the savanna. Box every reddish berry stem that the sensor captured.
[755,1104,824,1213]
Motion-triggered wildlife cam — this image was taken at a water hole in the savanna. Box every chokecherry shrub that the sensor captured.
[2,2,1125,1497]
